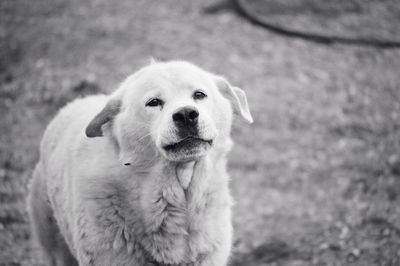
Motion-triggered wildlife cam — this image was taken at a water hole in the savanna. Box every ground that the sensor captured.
[1,0,400,265]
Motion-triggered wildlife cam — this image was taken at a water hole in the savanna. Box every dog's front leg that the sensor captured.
[197,230,232,266]
[197,247,231,266]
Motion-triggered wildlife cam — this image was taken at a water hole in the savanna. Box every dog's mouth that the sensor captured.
[163,137,213,152]
[162,137,213,162]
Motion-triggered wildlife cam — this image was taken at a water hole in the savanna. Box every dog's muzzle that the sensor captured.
[160,106,213,162]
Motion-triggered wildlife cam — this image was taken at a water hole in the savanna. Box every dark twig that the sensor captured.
[230,0,400,48]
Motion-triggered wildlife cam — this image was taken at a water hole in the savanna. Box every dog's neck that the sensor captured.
[150,151,223,195]
[134,151,229,264]
[136,148,229,218]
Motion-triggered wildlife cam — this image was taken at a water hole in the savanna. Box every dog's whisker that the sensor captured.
[136,133,152,142]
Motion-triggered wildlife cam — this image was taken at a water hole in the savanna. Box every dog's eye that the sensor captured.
[193,91,207,100]
[146,98,163,107]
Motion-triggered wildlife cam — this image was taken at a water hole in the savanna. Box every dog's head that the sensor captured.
[85,61,253,166]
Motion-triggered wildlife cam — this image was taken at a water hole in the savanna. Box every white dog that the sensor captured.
[28,61,253,266]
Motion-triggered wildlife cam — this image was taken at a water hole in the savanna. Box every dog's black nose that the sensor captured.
[172,106,199,127]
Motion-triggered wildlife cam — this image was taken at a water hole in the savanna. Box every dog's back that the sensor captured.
[40,95,108,163]
[28,95,108,266]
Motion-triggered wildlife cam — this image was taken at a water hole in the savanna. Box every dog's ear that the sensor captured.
[215,77,253,123]
[85,98,122,138]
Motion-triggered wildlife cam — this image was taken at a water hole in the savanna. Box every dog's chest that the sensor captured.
[90,170,227,265]
[139,185,219,264]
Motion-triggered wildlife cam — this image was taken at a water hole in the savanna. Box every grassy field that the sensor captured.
[1,0,400,265]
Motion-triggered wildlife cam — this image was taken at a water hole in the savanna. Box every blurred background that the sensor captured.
[1,0,400,265]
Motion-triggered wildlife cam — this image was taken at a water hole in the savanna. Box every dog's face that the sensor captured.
[86,61,253,166]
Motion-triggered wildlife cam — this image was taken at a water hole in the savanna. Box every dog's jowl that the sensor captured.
[28,61,253,266]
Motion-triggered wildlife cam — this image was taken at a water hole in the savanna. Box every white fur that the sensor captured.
[28,61,252,266]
